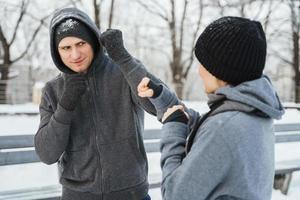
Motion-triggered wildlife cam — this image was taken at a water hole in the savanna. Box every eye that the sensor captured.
[60,46,71,51]
[78,41,86,46]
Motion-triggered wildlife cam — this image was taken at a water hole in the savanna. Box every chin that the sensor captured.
[72,66,88,73]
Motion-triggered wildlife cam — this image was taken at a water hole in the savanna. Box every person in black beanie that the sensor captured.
[34,7,165,200]
[130,16,284,199]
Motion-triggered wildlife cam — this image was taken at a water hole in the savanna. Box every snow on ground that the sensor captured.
[0,102,300,199]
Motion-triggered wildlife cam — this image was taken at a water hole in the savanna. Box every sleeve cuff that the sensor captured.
[162,122,190,139]
[149,86,180,120]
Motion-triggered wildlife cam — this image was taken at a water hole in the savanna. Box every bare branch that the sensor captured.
[11,18,45,63]
[135,0,169,21]
[0,25,10,63]
[67,0,84,7]
[269,48,293,66]
[262,0,284,33]
[140,45,171,62]
[9,0,27,46]
[253,0,266,20]
[168,0,181,75]
[216,0,227,16]
[108,0,115,29]
[179,0,188,61]
[93,0,102,29]
[183,0,204,79]
[0,26,8,48]
[151,0,169,17]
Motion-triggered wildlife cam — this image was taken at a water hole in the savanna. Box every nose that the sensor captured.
[70,47,81,60]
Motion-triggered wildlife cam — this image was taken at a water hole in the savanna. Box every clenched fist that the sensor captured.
[137,77,162,98]
[100,29,130,62]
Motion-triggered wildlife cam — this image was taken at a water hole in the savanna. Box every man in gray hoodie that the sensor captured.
[136,17,285,199]
[34,7,160,200]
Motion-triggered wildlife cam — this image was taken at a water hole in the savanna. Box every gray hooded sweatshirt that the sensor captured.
[34,8,160,200]
[149,76,284,200]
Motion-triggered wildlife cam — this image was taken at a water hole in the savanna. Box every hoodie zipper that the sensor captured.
[86,78,104,196]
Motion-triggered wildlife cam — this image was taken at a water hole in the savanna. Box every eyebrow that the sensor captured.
[58,45,70,49]
[58,40,85,48]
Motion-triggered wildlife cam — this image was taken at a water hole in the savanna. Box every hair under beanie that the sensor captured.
[55,18,98,53]
[194,16,267,85]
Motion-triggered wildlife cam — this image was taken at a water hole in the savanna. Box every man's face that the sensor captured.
[58,36,94,74]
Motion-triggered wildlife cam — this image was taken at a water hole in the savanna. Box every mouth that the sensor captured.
[72,58,85,65]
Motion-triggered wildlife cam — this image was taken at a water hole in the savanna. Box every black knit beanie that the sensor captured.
[194,16,267,85]
[55,18,98,53]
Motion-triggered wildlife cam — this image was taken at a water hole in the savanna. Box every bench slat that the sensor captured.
[1,123,300,149]
[0,150,40,166]
[0,135,34,149]
[143,129,161,140]
[275,132,300,143]
[274,123,300,132]
[144,141,160,153]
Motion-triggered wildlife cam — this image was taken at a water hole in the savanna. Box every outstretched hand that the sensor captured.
[137,77,154,98]
[138,77,163,98]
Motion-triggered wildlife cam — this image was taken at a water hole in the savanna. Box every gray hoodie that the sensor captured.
[35,7,160,200]
[150,76,284,200]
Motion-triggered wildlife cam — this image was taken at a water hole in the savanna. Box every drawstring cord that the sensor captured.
[93,64,99,96]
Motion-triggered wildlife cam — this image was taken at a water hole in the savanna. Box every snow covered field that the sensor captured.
[0,102,300,199]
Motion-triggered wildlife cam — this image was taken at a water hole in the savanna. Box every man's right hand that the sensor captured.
[59,74,87,111]
[100,29,130,62]
[138,77,162,98]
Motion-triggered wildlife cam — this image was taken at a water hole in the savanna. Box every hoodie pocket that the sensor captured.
[101,136,147,192]
[58,149,99,192]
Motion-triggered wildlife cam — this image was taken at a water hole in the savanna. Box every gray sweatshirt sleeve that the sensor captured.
[114,56,161,115]
[149,86,199,129]
[160,122,232,200]
[34,87,73,165]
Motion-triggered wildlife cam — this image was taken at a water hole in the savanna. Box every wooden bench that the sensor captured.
[273,123,300,195]
[1,123,300,199]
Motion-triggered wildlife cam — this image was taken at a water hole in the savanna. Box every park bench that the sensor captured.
[273,123,300,194]
[1,123,300,199]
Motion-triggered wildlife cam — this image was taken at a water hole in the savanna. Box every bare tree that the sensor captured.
[289,0,300,102]
[108,0,115,28]
[93,0,104,29]
[0,0,51,103]
[267,0,300,102]
[135,0,205,98]
[91,0,116,30]
[234,0,299,103]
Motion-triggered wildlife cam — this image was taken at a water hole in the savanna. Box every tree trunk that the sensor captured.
[0,64,9,104]
[108,0,115,29]
[173,80,184,99]
[93,0,101,29]
[293,31,300,103]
